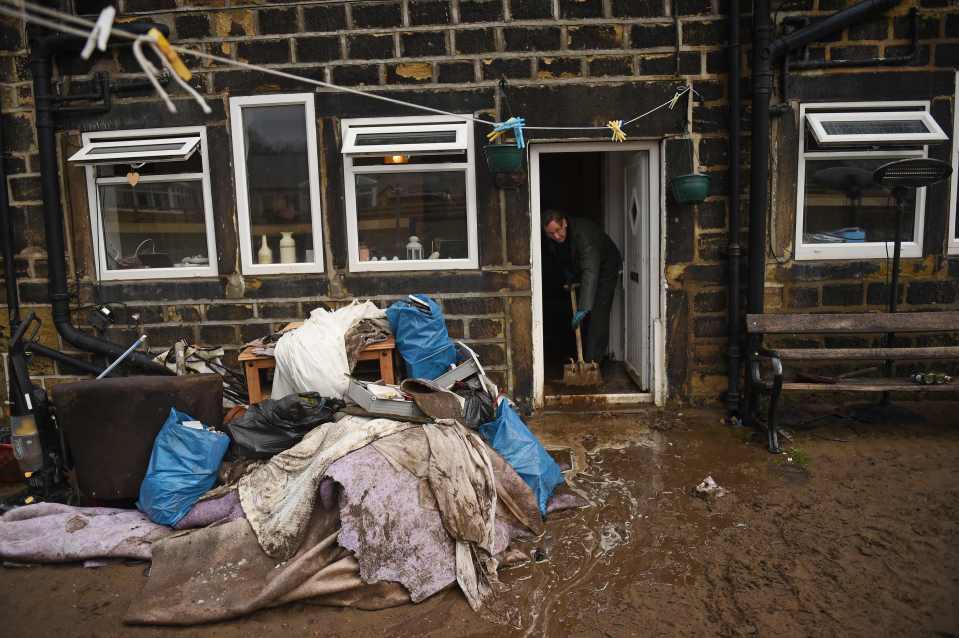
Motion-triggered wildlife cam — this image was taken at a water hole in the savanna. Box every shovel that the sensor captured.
[563,285,603,386]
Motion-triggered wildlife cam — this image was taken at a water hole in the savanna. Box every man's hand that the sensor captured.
[571,310,588,329]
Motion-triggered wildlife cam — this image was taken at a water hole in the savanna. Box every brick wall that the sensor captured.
[0,0,957,409]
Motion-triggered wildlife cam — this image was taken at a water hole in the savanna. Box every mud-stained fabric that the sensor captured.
[238,414,416,560]
[344,317,392,371]
[174,489,244,530]
[126,504,410,625]
[0,503,171,562]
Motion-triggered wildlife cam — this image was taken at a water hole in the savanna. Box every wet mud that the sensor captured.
[2,403,958,637]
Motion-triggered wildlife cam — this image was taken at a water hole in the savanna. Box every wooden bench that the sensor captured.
[746,311,959,452]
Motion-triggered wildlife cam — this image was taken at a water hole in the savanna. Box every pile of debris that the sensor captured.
[0,295,576,625]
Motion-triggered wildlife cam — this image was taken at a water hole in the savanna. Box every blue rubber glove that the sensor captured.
[571,310,588,329]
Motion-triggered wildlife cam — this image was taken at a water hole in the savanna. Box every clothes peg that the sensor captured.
[151,38,213,115]
[148,28,192,82]
[132,35,177,113]
[81,6,116,60]
[606,120,626,143]
[486,116,526,149]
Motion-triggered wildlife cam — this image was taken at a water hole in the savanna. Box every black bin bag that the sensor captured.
[226,392,344,459]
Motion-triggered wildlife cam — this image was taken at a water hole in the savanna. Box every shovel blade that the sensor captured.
[563,361,604,386]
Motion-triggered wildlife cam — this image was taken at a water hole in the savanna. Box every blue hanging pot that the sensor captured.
[670,173,710,204]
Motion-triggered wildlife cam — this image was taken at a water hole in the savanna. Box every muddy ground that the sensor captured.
[2,401,958,637]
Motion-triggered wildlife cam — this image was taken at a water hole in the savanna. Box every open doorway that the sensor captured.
[529,142,664,408]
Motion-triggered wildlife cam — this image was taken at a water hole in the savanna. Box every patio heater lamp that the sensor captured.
[851,157,953,424]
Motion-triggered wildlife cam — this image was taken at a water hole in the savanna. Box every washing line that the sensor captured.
[3,0,696,137]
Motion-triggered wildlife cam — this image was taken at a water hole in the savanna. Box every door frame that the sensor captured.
[529,140,666,408]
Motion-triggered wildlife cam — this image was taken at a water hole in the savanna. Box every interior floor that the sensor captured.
[544,359,642,396]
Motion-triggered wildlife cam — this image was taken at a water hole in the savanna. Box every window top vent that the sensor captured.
[342,121,468,156]
[69,136,201,165]
[806,111,948,147]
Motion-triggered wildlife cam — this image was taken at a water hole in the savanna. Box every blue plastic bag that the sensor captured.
[478,400,564,515]
[386,295,457,380]
[137,408,230,526]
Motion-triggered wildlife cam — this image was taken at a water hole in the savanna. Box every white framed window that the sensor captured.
[341,115,478,272]
[78,126,217,281]
[795,101,934,261]
[948,72,959,256]
[805,110,947,147]
[230,93,324,275]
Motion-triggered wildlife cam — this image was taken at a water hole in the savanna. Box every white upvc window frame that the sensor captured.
[341,115,479,273]
[83,126,218,281]
[948,72,959,256]
[805,110,947,147]
[795,101,931,261]
[342,122,468,155]
[70,136,200,164]
[229,93,325,275]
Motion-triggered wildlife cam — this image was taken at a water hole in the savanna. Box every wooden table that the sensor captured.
[239,331,396,405]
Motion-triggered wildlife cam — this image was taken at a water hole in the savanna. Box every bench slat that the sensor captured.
[776,346,959,361]
[746,312,959,335]
[782,379,956,392]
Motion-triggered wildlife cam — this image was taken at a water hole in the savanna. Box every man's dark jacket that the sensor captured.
[550,217,622,312]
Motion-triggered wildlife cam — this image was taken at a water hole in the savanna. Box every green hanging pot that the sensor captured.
[483,144,524,174]
[670,173,711,204]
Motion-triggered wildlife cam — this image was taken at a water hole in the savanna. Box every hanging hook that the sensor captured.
[80,5,115,60]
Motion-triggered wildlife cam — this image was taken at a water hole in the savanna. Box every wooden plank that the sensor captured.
[776,346,959,361]
[782,379,957,392]
[746,312,959,334]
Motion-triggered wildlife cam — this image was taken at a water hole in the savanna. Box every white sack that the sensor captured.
[271,300,385,400]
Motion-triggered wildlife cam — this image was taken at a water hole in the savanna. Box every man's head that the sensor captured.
[543,210,568,243]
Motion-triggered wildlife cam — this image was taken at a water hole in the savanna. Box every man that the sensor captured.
[542,210,622,364]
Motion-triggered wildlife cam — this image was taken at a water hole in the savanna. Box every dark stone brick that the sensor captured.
[693,105,728,133]
[693,290,726,313]
[510,0,553,20]
[481,57,531,80]
[438,61,475,83]
[949,259,959,278]
[698,200,726,229]
[945,15,957,38]
[3,155,26,176]
[612,0,665,17]
[297,36,341,62]
[630,23,675,49]
[589,56,633,77]
[885,44,930,66]
[706,50,728,74]
[504,27,561,52]
[936,44,959,68]
[697,233,726,261]
[1,114,34,152]
[236,40,290,64]
[332,64,381,85]
[146,325,195,347]
[170,305,202,322]
[787,287,819,309]
[907,281,957,305]
[198,325,238,346]
[240,323,273,343]
[683,20,726,46]
[213,66,327,93]
[537,57,582,79]
[442,297,502,314]
[693,79,723,101]
[469,318,503,338]
[694,316,726,338]
[847,17,888,41]
[258,301,301,319]
[674,0,711,16]
[445,318,465,338]
[206,303,254,321]
[559,0,603,19]
[352,2,403,28]
[642,51,700,75]
[125,0,175,10]
[783,262,880,281]
[304,4,347,31]
[567,25,624,50]
[699,138,728,166]
[410,0,451,25]
[893,14,940,40]
[259,8,299,35]
[243,276,330,299]
[386,63,434,83]
[919,0,949,7]
[666,197,695,265]
[775,0,813,8]
[9,175,40,202]
[348,34,395,59]
[468,343,506,365]
[830,45,879,61]
[455,28,496,54]
[175,14,211,40]
[459,0,503,23]
[94,280,226,304]
[822,284,863,306]
[402,31,447,57]
[866,282,904,306]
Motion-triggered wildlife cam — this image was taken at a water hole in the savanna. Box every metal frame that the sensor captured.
[229,93,325,275]
[795,101,931,261]
[948,72,959,257]
[83,125,218,281]
[529,140,665,408]
[342,121,468,155]
[69,135,200,165]
[341,115,478,273]
[805,110,947,147]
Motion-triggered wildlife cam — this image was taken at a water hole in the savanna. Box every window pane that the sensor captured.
[803,158,916,244]
[354,171,468,261]
[88,142,186,154]
[821,120,929,136]
[241,104,315,263]
[98,181,209,270]
[355,130,457,146]
[96,152,203,178]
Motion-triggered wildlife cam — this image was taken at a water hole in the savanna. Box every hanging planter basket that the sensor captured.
[670,173,710,204]
[483,144,525,174]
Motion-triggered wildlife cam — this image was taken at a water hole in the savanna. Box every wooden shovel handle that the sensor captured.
[569,286,585,364]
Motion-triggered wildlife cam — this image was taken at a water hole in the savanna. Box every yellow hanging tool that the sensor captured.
[607,120,626,143]
[148,28,192,82]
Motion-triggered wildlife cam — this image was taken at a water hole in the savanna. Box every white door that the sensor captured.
[623,152,650,390]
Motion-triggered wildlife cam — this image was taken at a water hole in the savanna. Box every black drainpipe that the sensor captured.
[30,33,171,375]
[745,0,900,412]
[725,0,742,417]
